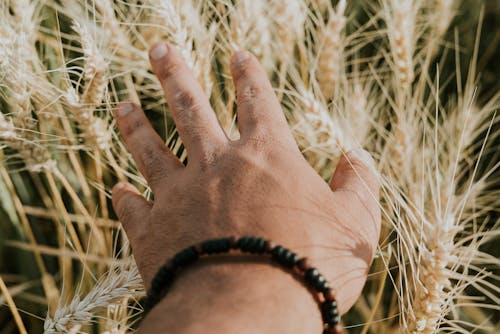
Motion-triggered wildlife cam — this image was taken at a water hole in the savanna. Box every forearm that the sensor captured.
[138,255,325,333]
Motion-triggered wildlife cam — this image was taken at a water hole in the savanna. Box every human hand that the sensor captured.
[112,42,380,332]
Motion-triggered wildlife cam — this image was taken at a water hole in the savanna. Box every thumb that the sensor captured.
[329,148,380,218]
[112,181,151,247]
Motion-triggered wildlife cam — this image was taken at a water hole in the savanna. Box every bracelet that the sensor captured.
[144,236,343,334]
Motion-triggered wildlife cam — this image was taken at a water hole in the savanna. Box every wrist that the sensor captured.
[139,254,324,333]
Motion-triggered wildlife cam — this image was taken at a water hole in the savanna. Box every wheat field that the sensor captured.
[0,0,498,333]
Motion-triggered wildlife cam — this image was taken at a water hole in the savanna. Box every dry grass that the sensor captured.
[0,0,498,333]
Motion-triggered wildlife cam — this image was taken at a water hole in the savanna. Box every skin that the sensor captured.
[111,42,381,333]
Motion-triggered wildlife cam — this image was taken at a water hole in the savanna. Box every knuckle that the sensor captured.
[238,84,261,108]
[121,117,147,137]
[158,59,182,80]
[344,153,377,178]
[342,157,368,173]
[244,130,287,153]
[184,125,206,142]
[173,91,203,116]
[242,134,276,161]
[340,185,379,219]
[117,197,139,224]
[139,142,169,183]
[196,148,220,172]
[244,133,270,150]
[340,156,375,182]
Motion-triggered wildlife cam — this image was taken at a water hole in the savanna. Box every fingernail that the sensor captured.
[150,43,168,60]
[346,148,375,168]
[233,51,250,67]
[113,181,127,193]
[116,102,134,117]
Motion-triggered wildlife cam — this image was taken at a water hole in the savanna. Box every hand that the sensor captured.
[111,42,381,333]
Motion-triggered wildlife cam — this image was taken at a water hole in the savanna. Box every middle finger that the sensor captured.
[149,43,228,162]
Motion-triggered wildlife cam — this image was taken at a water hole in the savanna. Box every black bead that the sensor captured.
[202,238,231,254]
[255,238,266,253]
[247,237,259,253]
[321,299,338,312]
[325,307,339,317]
[317,280,330,293]
[313,273,327,291]
[284,251,299,268]
[270,247,297,268]
[156,266,175,282]
[151,277,164,292]
[172,246,199,267]
[245,236,255,252]
[304,268,320,286]
[323,299,337,308]
[146,287,158,300]
[279,248,290,262]
[220,238,231,252]
[271,245,286,262]
[144,295,160,312]
[280,249,291,265]
[250,237,265,253]
[326,314,341,326]
[237,236,251,252]
[322,305,339,322]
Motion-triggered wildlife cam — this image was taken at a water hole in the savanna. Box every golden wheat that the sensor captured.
[0,1,497,334]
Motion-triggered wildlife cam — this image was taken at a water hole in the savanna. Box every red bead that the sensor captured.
[323,288,336,300]
[293,264,303,275]
[297,257,311,271]
[194,243,203,254]
[331,324,343,334]
[324,324,342,334]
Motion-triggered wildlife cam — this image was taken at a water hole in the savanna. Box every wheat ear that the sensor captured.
[383,0,416,86]
[43,263,143,333]
[316,0,347,100]
[67,21,111,150]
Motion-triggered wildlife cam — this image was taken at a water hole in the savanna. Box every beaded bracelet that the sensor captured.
[144,236,342,334]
